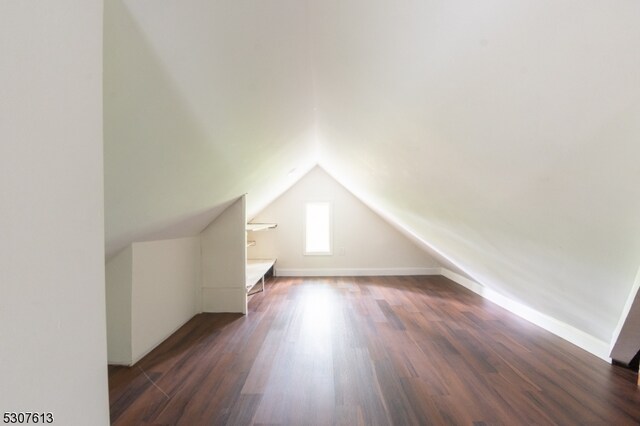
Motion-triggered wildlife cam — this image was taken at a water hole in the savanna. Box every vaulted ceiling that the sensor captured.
[104,0,640,346]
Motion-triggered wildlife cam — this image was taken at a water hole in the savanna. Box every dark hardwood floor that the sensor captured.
[109,276,640,425]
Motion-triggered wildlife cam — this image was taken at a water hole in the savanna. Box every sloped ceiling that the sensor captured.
[104,0,640,344]
[104,0,318,256]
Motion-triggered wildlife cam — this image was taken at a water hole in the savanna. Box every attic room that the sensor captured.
[2,0,640,425]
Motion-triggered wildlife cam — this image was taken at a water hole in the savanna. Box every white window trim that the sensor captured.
[303,201,333,256]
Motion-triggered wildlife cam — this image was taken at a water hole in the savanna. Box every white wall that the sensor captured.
[201,196,247,313]
[106,247,133,365]
[103,0,318,257]
[315,1,640,345]
[131,237,201,363]
[248,167,440,275]
[0,1,109,424]
[102,0,640,356]
[105,238,201,366]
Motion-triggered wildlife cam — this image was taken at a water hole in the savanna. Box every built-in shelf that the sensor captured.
[246,222,277,232]
[246,258,276,295]
[246,222,277,295]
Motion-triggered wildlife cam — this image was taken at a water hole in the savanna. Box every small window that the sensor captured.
[304,202,332,255]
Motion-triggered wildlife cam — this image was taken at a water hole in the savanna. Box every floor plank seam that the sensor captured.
[138,366,171,400]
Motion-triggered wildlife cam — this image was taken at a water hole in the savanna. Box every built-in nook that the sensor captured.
[245,222,277,295]
[106,195,277,365]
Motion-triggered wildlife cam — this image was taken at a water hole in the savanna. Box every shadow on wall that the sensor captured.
[105,197,240,260]
[104,0,238,257]
[104,0,319,258]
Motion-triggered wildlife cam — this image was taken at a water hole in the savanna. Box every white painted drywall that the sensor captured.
[103,0,318,257]
[248,167,440,274]
[313,1,640,344]
[131,237,201,364]
[0,1,109,423]
[201,196,247,313]
[103,0,640,353]
[106,247,133,365]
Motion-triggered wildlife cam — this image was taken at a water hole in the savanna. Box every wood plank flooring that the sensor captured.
[109,276,640,425]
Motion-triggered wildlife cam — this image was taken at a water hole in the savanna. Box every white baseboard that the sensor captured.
[439,268,611,362]
[106,360,131,367]
[275,267,441,277]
